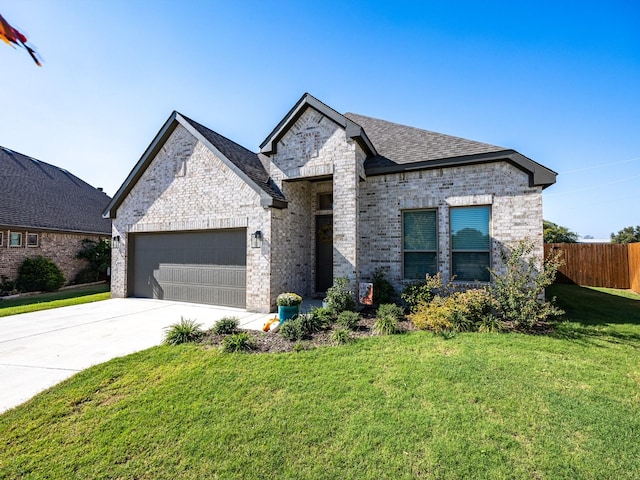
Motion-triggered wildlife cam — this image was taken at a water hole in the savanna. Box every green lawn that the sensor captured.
[0,283,110,317]
[1,285,639,479]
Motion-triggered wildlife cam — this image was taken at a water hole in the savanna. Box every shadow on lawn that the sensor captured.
[547,284,640,347]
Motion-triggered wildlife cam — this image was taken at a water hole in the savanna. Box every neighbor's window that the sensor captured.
[0,232,3,246]
[9,232,22,247]
[403,209,438,280]
[27,233,39,247]
[450,206,491,282]
[318,193,333,210]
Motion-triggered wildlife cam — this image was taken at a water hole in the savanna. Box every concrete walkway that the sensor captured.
[0,298,276,413]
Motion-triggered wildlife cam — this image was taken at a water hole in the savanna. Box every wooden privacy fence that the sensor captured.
[545,243,640,293]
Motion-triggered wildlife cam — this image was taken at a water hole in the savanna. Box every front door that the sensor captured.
[315,215,333,292]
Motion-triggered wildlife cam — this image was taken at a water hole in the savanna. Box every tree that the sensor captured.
[610,225,640,244]
[75,238,111,282]
[543,220,578,243]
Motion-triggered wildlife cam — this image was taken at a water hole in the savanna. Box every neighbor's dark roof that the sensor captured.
[0,146,111,234]
[179,114,285,202]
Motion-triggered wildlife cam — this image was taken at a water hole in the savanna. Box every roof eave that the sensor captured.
[365,150,557,188]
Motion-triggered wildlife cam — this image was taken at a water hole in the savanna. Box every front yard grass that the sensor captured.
[0,283,110,317]
[1,284,639,479]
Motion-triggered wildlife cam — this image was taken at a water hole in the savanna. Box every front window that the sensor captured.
[10,232,22,247]
[403,209,438,280]
[27,233,39,247]
[450,206,491,282]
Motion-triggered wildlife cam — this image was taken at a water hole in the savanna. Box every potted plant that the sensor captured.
[277,292,303,322]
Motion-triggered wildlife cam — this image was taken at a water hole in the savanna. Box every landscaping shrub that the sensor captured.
[372,268,396,304]
[309,306,334,328]
[221,332,256,353]
[212,316,240,335]
[298,312,325,335]
[337,311,360,330]
[15,256,65,292]
[280,317,305,341]
[373,316,399,335]
[276,292,303,306]
[409,289,499,333]
[330,327,355,345]
[401,273,453,312]
[489,240,564,328]
[75,238,111,283]
[325,277,355,314]
[164,317,204,345]
[0,275,15,295]
[376,303,404,322]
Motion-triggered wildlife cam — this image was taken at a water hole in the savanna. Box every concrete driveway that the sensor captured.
[0,298,273,413]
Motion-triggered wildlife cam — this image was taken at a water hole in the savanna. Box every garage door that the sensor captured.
[130,229,246,308]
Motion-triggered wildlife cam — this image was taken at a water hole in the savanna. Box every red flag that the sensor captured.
[0,13,41,66]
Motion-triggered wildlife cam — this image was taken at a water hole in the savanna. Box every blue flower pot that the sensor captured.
[278,305,299,322]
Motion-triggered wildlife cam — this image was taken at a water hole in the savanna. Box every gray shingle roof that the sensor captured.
[0,146,111,234]
[344,112,508,168]
[179,114,285,202]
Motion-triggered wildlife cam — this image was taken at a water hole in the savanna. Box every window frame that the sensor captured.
[317,193,333,211]
[9,231,23,247]
[27,233,39,247]
[402,208,439,280]
[0,231,3,247]
[449,205,492,282]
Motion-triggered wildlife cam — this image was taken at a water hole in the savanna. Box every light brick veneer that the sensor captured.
[111,125,272,312]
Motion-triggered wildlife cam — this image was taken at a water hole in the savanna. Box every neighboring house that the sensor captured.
[104,93,557,312]
[0,146,112,285]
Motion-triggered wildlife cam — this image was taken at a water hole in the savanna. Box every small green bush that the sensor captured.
[221,332,256,353]
[337,311,360,330]
[401,273,453,312]
[410,289,499,333]
[376,303,404,322]
[310,306,334,328]
[15,256,65,292]
[212,317,240,335]
[330,327,355,345]
[0,275,15,295]
[298,312,325,335]
[325,277,355,314]
[372,268,396,304]
[280,317,305,341]
[373,316,399,335]
[489,240,564,329]
[164,317,204,345]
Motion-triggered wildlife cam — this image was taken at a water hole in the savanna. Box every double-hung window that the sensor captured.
[450,206,491,282]
[403,210,438,280]
[9,232,22,247]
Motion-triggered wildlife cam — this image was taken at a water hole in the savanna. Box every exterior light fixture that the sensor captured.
[250,230,262,248]
[112,235,121,249]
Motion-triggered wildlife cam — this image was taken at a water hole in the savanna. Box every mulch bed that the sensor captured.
[201,308,417,354]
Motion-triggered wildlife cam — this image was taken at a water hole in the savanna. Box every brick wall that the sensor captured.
[358,162,543,291]
[0,229,103,286]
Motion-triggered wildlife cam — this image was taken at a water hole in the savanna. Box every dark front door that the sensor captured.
[316,215,333,292]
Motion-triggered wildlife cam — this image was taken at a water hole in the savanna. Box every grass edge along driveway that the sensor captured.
[0,284,639,479]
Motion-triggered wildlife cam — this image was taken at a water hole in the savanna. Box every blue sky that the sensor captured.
[1,0,638,239]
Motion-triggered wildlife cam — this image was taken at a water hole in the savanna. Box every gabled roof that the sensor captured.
[103,112,286,218]
[0,146,111,234]
[260,93,378,157]
[344,113,557,188]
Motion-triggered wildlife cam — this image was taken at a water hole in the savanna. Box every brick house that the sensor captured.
[0,146,112,287]
[104,93,556,312]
